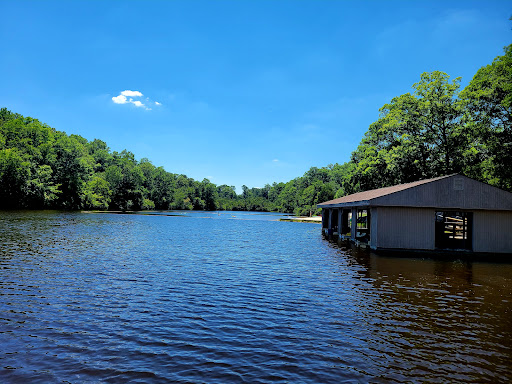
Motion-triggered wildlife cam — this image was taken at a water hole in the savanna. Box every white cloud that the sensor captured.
[112,94,128,104]
[112,89,160,110]
[121,90,143,97]
[272,159,279,162]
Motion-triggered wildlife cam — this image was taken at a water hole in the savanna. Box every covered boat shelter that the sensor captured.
[317,174,512,256]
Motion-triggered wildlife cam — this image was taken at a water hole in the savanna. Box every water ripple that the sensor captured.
[0,211,511,383]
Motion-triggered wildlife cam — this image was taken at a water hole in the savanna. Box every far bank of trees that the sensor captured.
[1,45,510,214]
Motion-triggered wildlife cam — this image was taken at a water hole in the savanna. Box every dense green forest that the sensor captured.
[1,45,510,214]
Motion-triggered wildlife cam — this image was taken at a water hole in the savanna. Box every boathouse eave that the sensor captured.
[318,201,512,211]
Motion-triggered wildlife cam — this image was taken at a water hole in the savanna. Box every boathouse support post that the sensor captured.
[337,208,342,239]
[351,207,357,242]
[328,209,333,236]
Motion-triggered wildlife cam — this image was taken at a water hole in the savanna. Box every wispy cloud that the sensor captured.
[111,89,161,111]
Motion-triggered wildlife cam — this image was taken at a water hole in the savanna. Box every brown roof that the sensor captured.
[318,174,453,206]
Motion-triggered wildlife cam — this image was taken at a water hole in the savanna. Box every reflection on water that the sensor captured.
[0,211,511,383]
[345,248,512,382]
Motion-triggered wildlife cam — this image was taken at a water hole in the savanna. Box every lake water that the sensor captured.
[1,210,511,383]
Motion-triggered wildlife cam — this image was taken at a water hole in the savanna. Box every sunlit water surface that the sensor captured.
[1,211,511,383]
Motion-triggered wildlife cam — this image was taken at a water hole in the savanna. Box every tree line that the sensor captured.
[1,45,510,214]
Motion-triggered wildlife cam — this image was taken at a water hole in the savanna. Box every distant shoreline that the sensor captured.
[279,216,322,223]
[82,210,323,223]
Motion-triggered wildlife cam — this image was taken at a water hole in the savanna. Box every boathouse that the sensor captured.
[318,174,512,255]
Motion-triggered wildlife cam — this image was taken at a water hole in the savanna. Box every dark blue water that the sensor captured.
[1,211,511,383]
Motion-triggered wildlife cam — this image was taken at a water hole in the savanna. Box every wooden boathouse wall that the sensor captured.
[374,207,434,250]
[473,210,512,253]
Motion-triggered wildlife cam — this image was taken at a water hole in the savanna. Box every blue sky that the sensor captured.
[1,1,510,191]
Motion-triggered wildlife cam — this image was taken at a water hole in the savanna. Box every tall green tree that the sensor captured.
[83,175,112,210]
[105,151,145,210]
[0,148,31,208]
[26,165,61,207]
[52,133,93,209]
[350,71,464,191]
[413,71,464,175]
[460,44,512,190]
